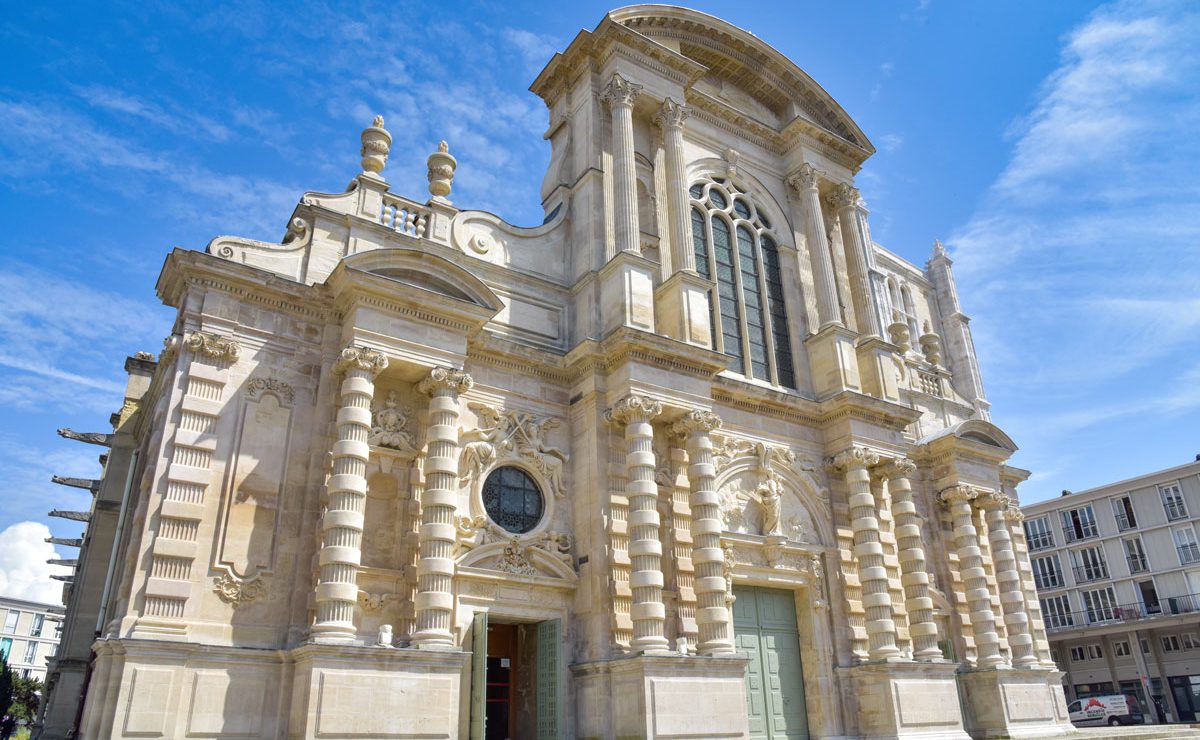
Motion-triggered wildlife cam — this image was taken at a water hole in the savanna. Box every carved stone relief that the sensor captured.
[714,437,823,542]
[368,390,415,452]
[212,571,265,608]
[459,403,567,498]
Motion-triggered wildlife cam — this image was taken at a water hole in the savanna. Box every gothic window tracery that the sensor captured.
[689,177,795,388]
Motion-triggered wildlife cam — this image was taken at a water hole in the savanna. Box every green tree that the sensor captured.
[8,677,41,724]
[0,655,11,718]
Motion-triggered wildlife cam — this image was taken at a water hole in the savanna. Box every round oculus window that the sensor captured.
[482,466,544,534]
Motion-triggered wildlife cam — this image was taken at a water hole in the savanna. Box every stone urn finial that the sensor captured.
[360,115,392,177]
[427,140,457,202]
[919,321,942,366]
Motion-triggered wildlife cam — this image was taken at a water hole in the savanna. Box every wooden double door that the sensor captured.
[733,586,809,740]
[469,614,561,740]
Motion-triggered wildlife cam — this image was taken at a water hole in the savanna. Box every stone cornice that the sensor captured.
[816,390,923,432]
[565,326,731,382]
[157,248,330,322]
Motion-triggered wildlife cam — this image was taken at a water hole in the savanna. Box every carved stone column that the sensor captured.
[937,485,1006,669]
[412,366,473,649]
[832,447,901,661]
[980,494,1039,668]
[601,73,643,259]
[313,346,388,643]
[882,458,942,661]
[655,98,693,274]
[830,183,881,337]
[606,395,669,653]
[788,164,841,329]
[674,410,734,656]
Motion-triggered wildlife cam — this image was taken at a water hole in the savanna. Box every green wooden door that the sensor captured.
[535,619,562,740]
[470,612,487,740]
[733,586,809,740]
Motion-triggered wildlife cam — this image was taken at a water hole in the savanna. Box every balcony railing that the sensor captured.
[1072,565,1110,584]
[1044,592,1200,633]
[1114,512,1137,531]
[1127,555,1149,574]
[1027,532,1056,551]
[1034,573,1063,590]
[1164,501,1189,521]
[1178,543,1200,564]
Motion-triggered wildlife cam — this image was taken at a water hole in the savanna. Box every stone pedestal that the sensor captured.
[844,661,969,740]
[804,324,861,397]
[289,643,469,740]
[600,251,658,336]
[572,654,749,740]
[654,271,712,348]
[957,667,1072,739]
[857,336,901,401]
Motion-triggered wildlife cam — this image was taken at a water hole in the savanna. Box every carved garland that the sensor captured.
[184,331,240,362]
[212,571,265,608]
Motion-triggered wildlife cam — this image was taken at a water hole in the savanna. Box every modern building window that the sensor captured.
[1070,644,1103,661]
[1041,594,1074,629]
[1162,634,1181,653]
[1024,516,1056,551]
[1081,586,1118,623]
[0,638,10,659]
[1114,640,1131,657]
[1112,495,1138,531]
[1183,633,1199,650]
[1061,505,1098,542]
[2,611,17,633]
[1161,482,1188,521]
[1070,545,1109,583]
[1032,554,1063,589]
[46,643,56,658]
[29,613,43,638]
[21,641,35,664]
[1138,579,1162,615]
[1173,525,1200,565]
[1141,638,1151,654]
[1069,646,1086,662]
[1124,536,1150,574]
[482,466,544,534]
[690,178,795,388]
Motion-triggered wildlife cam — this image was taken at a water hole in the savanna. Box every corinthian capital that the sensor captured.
[827,446,880,472]
[828,182,860,210]
[976,490,1013,511]
[600,72,642,108]
[653,98,689,129]
[604,395,662,426]
[878,456,917,479]
[335,346,389,377]
[936,484,978,508]
[672,409,722,436]
[786,163,822,193]
[1005,505,1025,523]
[184,331,240,362]
[417,366,473,396]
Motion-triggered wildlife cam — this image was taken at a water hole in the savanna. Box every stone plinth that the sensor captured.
[572,653,749,740]
[957,667,1073,739]
[844,661,969,740]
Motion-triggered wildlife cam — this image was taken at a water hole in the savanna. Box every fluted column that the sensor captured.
[412,366,473,649]
[980,494,1039,668]
[937,485,1006,669]
[606,395,669,653]
[788,164,841,329]
[882,458,942,661]
[832,447,901,661]
[601,73,643,259]
[830,183,881,338]
[674,410,734,656]
[313,346,388,642]
[655,98,694,274]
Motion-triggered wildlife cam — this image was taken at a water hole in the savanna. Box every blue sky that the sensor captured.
[1,1,1197,601]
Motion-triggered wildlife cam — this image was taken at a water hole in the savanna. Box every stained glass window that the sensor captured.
[482,466,544,534]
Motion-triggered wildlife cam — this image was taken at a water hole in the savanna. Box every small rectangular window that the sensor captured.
[29,614,43,638]
[1070,545,1109,583]
[1112,495,1138,530]
[1162,635,1181,652]
[1161,483,1188,521]
[1041,594,1075,630]
[1124,537,1150,574]
[1182,633,1199,650]
[1173,526,1200,565]
[22,641,35,664]
[1087,644,1104,660]
[1114,640,1131,657]
[1024,516,1056,550]
[1032,554,1063,589]
[1070,646,1086,662]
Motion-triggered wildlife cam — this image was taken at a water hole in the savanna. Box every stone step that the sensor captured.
[1072,724,1200,739]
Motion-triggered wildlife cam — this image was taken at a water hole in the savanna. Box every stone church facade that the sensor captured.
[41,6,1071,739]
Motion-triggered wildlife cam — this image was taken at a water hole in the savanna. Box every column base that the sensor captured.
[599,250,658,336]
[805,324,862,397]
[958,666,1073,739]
[654,270,713,348]
[572,653,749,740]
[843,661,970,740]
[857,335,902,401]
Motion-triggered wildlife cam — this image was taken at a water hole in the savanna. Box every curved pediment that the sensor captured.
[340,248,504,313]
[919,419,1018,453]
[610,5,873,153]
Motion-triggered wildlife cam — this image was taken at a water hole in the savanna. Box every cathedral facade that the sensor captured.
[42,6,1071,739]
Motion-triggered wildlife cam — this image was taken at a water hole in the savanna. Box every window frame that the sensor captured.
[1173,525,1200,565]
[1081,586,1119,623]
[1112,494,1138,531]
[1070,545,1109,583]
[1161,482,1189,521]
[2,611,17,633]
[1025,516,1056,551]
[1061,505,1099,543]
[1032,553,1063,589]
[1114,640,1131,657]
[1041,593,1075,629]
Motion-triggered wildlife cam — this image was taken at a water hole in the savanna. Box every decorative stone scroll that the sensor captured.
[358,591,392,613]
[459,403,567,498]
[368,390,415,451]
[212,571,265,608]
[184,331,240,362]
[245,377,295,406]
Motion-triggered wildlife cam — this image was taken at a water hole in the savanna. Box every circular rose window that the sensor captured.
[482,466,544,534]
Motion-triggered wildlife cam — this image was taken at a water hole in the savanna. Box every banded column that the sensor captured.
[313,346,388,642]
[883,458,942,661]
[606,395,669,653]
[980,494,1039,668]
[655,98,694,274]
[412,366,474,649]
[830,183,881,338]
[674,410,734,655]
[832,447,901,661]
[787,165,841,329]
[937,485,1006,668]
[601,73,643,259]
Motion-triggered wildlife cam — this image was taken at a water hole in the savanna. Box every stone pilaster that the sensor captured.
[601,73,643,259]
[882,458,942,661]
[937,485,1006,669]
[980,494,1039,668]
[655,98,692,274]
[830,183,881,337]
[412,366,473,649]
[788,164,841,329]
[673,410,734,656]
[832,447,901,661]
[606,395,669,654]
[313,346,388,643]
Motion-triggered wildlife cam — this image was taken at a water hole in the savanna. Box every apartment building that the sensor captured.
[1022,456,1200,723]
[0,596,64,681]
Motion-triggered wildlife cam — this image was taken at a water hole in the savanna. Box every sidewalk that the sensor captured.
[1071,724,1200,738]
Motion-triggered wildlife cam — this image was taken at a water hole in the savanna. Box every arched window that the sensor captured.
[689,177,795,388]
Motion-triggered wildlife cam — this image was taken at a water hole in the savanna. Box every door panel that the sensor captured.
[470,612,487,740]
[733,586,808,740]
[536,619,561,740]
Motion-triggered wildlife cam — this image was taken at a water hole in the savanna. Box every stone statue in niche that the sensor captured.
[757,477,782,536]
[460,403,568,498]
[369,390,415,451]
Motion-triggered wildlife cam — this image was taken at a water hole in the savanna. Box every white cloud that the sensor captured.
[0,522,71,605]
[503,28,559,77]
[878,133,904,152]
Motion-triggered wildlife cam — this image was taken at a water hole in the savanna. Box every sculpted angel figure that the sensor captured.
[519,416,567,498]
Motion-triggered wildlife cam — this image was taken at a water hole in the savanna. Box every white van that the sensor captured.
[1067,694,1144,726]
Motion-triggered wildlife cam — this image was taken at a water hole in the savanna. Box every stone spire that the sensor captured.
[360,115,392,178]
[427,140,457,202]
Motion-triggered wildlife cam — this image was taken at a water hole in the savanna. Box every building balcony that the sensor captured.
[1027,532,1056,551]
[1126,555,1150,574]
[1071,565,1110,584]
[1044,592,1200,635]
